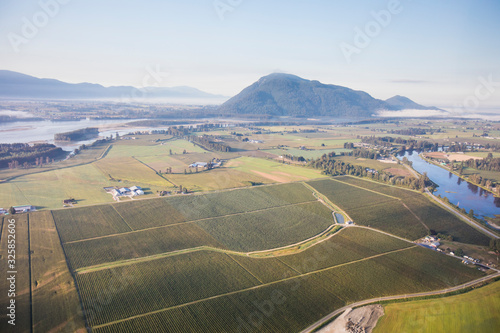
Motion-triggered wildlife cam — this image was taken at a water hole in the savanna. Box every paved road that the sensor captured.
[425,189,499,239]
[300,272,500,333]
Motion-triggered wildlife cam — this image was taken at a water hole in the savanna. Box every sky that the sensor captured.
[1,0,499,112]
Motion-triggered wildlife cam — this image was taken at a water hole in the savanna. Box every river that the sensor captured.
[398,151,500,220]
[0,118,161,151]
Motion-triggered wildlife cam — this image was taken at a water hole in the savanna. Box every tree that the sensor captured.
[455,248,464,257]
[8,206,16,215]
[468,209,474,218]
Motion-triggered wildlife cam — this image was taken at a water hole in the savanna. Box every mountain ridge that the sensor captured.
[0,70,226,100]
[218,73,443,118]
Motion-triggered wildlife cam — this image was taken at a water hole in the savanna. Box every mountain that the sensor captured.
[385,95,443,111]
[0,70,225,100]
[219,73,442,118]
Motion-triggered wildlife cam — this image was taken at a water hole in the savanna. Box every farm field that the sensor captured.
[52,205,132,242]
[94,156,170,187]
[113,182,316,229]
[374,281,500,333]
[308,177,491,244]
[58,183,332,269]
[226,156,324,183]
[164,167,270,191]
[195,201,334,252]
[78,239,484,332]
[334,176,492,245]
[0,162,116,210]
[263,147,352,159]
[0,215,31,333]
[106,138,206,158]
[29,211,86,333]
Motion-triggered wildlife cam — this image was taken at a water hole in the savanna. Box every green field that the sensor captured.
[264,148,353,159]
[227,156,324,183]
[29,211,86,332]
[196,201,334,252]
[114,182,316,230]
[334,176,492,245]
[83,242,484,332]
[0,215,31,333]
[279,227,413,274]
[0,212,86,333]
[374,281,500,333]
[76,251,261,327]
[52,205,132,242]
[51,178,487,332]
[63,223,225,270]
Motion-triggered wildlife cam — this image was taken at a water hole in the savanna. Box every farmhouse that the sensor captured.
[108,186,145,199]
[13,205,36,213]
[189,162,208,168]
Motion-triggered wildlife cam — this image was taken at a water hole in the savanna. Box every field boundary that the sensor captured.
[424,189,500,239]
[329,178,401,200]
[64,200,318,244]
[302,182,353,222]
[302,272,500,333]
[90,246,418,330]
[75,224,342,274]
[27,214,33,333]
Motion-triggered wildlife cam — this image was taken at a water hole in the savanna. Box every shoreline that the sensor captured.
[420,153,500,198]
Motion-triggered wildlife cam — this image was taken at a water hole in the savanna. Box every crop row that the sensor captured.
[52,205,131,243]
[116,182,317,230]
[195,201,334,252]
[307,178,396,210]
[279,227,413,274]
[64,224,225,270]
[76,251,261,327]
[54,182,317,243]
[309,177,491,245]
[346,200,428,240]
[76,227,411,329]
[0,214,31,333]
[90,246,484,333]
[402,195,491,245]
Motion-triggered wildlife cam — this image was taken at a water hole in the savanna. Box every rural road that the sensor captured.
[300,272,500,333]
[424,189,500,239]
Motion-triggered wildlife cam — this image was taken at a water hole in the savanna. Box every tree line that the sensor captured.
[308,153,432,191]
[0,143,65,169]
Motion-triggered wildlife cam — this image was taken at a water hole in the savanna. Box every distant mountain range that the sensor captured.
[219,73,444,118]
[0,70,443,118]
[0,70,226,101]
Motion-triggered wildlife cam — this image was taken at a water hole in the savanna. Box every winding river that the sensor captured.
[398,151,500,220]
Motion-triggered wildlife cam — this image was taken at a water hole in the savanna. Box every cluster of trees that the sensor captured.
[54,127,99,141]
[387,128,441,136]
[459,154,500,172]
[308,153,432,191]
[0,143,64,169]
[188,135,231,152]
[359,136,440,151]
[490,239,500,253]
[283,154,306,162]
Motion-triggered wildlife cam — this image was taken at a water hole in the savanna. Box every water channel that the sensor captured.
[398,151,500,220]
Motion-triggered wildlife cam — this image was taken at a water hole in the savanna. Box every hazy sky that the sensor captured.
[1,0,499,111]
